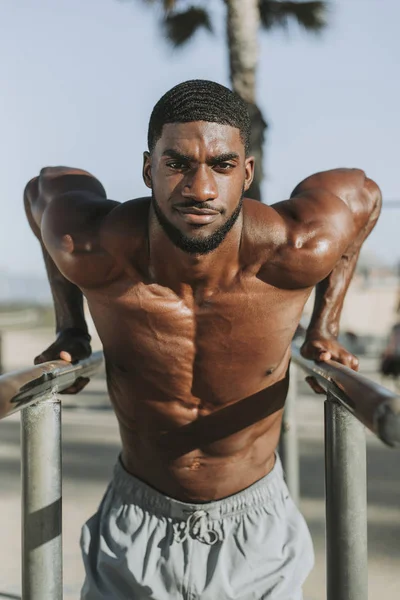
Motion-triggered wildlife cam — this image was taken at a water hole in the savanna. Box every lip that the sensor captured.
[174,207,220,225]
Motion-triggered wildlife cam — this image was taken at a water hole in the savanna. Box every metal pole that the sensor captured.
[21,395,63,600]
[0,331,3,375]
[325,392,368,600]
[279,363,300,505]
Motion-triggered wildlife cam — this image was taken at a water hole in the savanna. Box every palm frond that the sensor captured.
[162,6,213,47]
[259,1,328,32]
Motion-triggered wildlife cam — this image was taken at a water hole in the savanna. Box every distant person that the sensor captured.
[380,322,400,378]
[24,80,381,600]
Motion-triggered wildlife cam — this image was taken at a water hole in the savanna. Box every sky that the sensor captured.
[1,0,399,278]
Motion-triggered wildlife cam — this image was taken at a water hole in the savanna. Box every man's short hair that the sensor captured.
[147,79,251,155]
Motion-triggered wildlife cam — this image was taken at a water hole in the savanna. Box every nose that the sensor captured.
[182,165,218,203]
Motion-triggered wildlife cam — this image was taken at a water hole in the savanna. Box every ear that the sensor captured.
[243,156,255,192]
[142,151,152,189]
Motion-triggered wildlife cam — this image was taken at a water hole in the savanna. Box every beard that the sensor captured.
[151,191,244,255]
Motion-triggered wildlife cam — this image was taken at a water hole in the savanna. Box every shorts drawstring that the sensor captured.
[173,510,221,545]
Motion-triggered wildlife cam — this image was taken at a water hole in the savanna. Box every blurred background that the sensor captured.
[0,1,399,599]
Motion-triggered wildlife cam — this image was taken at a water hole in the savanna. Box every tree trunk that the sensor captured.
[246,102,267,202]
[225,0,267,201]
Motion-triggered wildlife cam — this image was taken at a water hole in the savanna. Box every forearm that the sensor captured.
[24,178,89,336]
[307,250,360,339]
[41,247,88,335]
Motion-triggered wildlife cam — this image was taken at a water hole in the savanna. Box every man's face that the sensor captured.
[143,121,254,254]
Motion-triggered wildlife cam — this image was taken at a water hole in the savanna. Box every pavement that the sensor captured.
[0,328,399,599]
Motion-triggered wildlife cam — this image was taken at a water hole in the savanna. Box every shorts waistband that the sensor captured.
[112,454,285,521]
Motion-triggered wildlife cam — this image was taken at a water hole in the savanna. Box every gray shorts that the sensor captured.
[80,455,314,600]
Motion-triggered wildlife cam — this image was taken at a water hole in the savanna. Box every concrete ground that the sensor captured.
[0,328,399,599]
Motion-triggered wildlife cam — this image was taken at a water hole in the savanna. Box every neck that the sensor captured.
[148,209,243,292]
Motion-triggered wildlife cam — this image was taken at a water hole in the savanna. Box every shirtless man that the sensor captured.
[24,80,381,600]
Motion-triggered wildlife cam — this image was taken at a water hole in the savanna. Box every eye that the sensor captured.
[167,161,188,171]
[214,162,235,172]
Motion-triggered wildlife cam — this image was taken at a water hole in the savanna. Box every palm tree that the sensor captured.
[132,0,328,201]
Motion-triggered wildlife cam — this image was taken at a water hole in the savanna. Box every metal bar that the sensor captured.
[21,395,63,600]
[0,351,103,420]
[325,392,368,600]
[291,345,400,447]
[279,363,300,504]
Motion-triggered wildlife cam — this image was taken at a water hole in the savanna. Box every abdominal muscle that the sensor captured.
[87,272,303,502]
[106,355,290,502]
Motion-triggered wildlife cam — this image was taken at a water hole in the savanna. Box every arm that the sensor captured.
[24,167,119,387]
[296,169,382,370]
[24,175,90,366]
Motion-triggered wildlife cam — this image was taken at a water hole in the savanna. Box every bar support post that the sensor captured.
[21,396,63,600]
[279,363,300,504]
[325,393,368,600]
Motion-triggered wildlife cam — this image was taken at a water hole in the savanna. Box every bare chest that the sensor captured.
[87,276,310,403]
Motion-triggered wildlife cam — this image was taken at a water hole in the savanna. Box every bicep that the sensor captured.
[41,193,122,288]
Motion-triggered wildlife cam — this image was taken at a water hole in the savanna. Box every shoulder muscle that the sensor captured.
[257,187,356,289]
[41,192,121,288]
[99,197,150,259]
[247,168,381,289]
